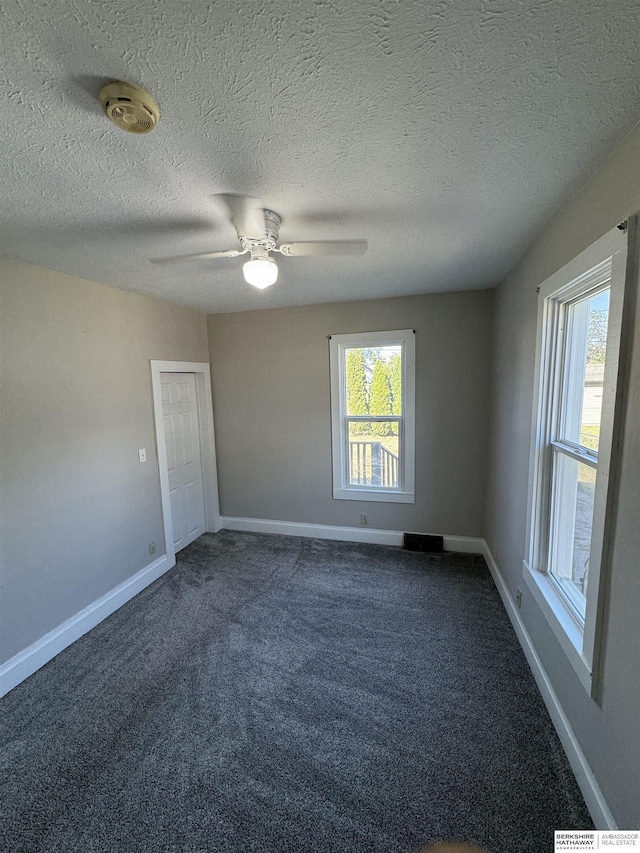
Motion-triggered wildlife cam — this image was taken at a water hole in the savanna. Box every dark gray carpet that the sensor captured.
[1,531,592,852]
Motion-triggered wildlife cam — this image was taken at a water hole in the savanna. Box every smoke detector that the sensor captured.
[99,81,159,134]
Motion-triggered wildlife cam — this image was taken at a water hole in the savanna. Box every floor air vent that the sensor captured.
[403,533,444,553]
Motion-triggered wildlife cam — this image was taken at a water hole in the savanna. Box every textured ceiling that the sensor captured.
[1,0,639,313]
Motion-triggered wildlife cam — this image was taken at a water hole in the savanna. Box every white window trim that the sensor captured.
[524,220,635,697]
[329,329,415,503]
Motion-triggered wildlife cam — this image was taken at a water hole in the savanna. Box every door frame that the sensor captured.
[150,360,221,566]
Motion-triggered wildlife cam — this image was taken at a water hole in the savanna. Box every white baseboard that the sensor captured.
[0,553,174,699]
[481,542,616,830]
[221,516,484,554]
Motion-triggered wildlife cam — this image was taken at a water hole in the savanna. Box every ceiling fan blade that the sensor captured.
[151,248,245,265]
[218,194,267,242]
[277,240,368,257]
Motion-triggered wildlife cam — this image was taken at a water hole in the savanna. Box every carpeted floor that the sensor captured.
[1,531,592,852]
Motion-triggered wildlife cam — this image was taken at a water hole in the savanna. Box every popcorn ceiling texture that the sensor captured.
[0,0,639,312]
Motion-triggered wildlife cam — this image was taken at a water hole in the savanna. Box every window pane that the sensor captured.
[344,345,402,417]
[562,289,609,451]
[348,421,399,487]
[548,451,595,620]
[582,289,609,451]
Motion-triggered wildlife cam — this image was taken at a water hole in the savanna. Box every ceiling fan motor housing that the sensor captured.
[99,81,159,134]
[263,210,281,248]
[240,209,281,250]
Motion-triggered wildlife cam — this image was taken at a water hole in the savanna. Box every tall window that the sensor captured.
[526,223,632,694]
[547,287,610,623]
[329,330,415,502]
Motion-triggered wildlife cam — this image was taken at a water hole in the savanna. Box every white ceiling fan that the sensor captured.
[153,195,367,289]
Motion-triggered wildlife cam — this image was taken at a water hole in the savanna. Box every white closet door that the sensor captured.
[160,373,206,552]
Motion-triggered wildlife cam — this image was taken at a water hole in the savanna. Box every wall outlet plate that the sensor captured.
[516,587,522,608]
[149,542,156,555]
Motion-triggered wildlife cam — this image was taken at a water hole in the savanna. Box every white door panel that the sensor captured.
[160,373,205,552]
[169,486,181,546]
[164,413,177,473]
[180,411,195,465]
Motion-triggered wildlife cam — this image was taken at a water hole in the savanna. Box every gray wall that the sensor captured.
[207,291,493,536]
[0,259,209,664]
[484,122,640,828]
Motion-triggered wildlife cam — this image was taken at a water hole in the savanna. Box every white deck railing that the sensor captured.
[349,441,398,487]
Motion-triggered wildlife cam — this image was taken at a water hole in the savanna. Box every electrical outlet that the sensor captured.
[149,542,156,555]
[360,514,368,526]
[516,587,522,609]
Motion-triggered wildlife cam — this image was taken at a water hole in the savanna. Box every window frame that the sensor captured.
[524,222,633,696]
[545,285,609,624]
[329,329,415,503]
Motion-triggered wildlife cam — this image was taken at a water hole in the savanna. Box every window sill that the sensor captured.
[523,560,592,693]
[333,487,415,504]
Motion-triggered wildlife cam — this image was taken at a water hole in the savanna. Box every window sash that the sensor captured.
[547,444,593,623]
[344,415,402,422]
[557,284,609,456]
[341,344,405,492]
[344,419,404,491]
[329,329,415,503]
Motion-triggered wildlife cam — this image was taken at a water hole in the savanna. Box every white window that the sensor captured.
[525,221,634,694]
[329,329,415,503]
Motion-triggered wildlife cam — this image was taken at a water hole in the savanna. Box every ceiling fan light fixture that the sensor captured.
[243,257,278,289]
